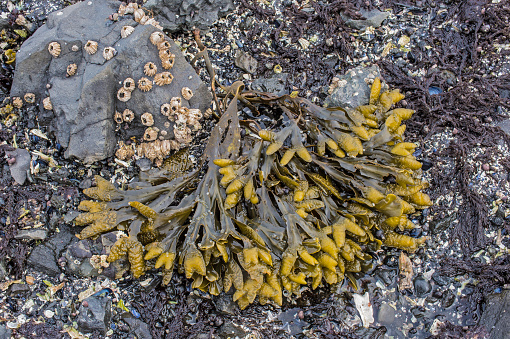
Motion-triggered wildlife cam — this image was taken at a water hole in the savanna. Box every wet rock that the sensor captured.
[145,0,234,32]
[27,244,61,276]
[77,296,112,335]
[325,64,381,108]
[251,73,288,95]
[11,0,211,163]
[136,158,153,172]
[375,268,397,286]
[69,240,93,259]
[0,324,11,339]
[213,294,239,315]
[218,322,247,338]
[5,149,31,185]
[0,260,7,280]
[430,213,456,235]
[122,315,152,339]
[7,283,31,296]
[342,9,390,30]
[441,289,456,308]
[479,290,510,339]
[15,229,48,240]
[377,302,395,324]
[277,308,310,335]
[235,51,258,74]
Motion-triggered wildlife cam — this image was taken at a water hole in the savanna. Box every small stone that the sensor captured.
[44,310,54,318]
[234,51,258,74]
[15,229,48,240]
[77,296,111,335]
[414,275,432,297]
[213,294,239,315]
[297,310,304,319]
[7,283,31,296]
[482,164,490,171]
[26,276,34,285]
[377,303,395,324]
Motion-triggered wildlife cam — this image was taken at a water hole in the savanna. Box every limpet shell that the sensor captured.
[150,31,165,45]
[144,127,159,141]
[84,40,98,55]
[138,77,153,92]
[43,97,52,110]
[117,88,131,102]
[121,26,135,38]
[24,93,35,103]
[122,109,135,122]
[48,42,61,57]
[103,47,116,61]
[67,63,77,77]
[144,62,157,77]
[12,97,22,109]
[141,112,154,126]
[181,87,193,100]
[123,78,136,92]
[154,72,173,86]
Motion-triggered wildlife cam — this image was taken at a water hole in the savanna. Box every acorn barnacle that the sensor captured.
[170,97,181,113]
[114,111,124,124]
[160,103,172,116]
[72,45,80,52]
[12,97,22,109]
[66,63,77,77]
[117,87,131,102]
[139,15,149,25]
[181,87,193,100]
[144,62,157,77]
[144,127,159,141]
[159,49,174,61]
[123,78,136,92]
[141,112,154,126]
[118,3,126,15]
[124,2,138,14]
[24,93,35,104]
[134,8,145,23]
[84,40,98,55]
[157,41,171,51]
[122,109,135,122]
[103,47,116,61]
[138,77,153,92]
[150,31,165,45]
[48,42,61,57]
[42,97,52,110]
[121,25,135,39]
[154,72,174,86]
[161,57,175,70]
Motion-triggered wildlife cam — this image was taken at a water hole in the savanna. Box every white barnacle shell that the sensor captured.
[48,42,61,57]
[134,8,145,23]
[122,109,135,122]
[157,41,171,51]
[84,40,98,55]
[141,112,154,126]
[181,87,193,100]
[118,4,126,15]
[66,63,77,77]
[144,127,159,141]
[161,57,175,70]
[117,87,131,102]
[125,2,138,14]
[150,31,165,45]
[114,111,123,124]
[12,97,22,109]
[43,97,52,110]
[103,47,116,61]
[144,62,157,76]
[154,72,174,86]
[138,77,153,92]
[71,45,79,52]
[24,93,36,104]
[139,15,150,25]
[123,78,136,92]
[161,103,172,116]
[121,25,135,38]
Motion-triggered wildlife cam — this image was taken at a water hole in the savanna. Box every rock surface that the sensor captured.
[77,296,112,335]
[325,64,381,108]
[145,0,234,32]
[5,149,30,185]
[27,225,74,276]
[479,290,510,339]
[11,0,212,163]
[342,9,390,30]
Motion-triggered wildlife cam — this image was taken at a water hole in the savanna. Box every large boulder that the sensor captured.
[11,0,212,163]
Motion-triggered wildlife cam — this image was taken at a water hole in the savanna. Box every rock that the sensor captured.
[218,323,247,338]
[479,290,510,339]
[497,120,510,138]
[213,294,239,315]
[7,283,31,296]
[27,244,61,276]
[251,73,288,95]
[122,315,153,339]
[325,64,381,109]
[5,149,31,185]
[377,302,395,324]
[430,214,456,235]
[0,260,8,280]
[69,240,93,258]
[77,296,112,335]
[11,0,211,164]
[15,229,48,240]
[136,158,153,172]
[341,9,390,30]
[235,51,258,74]
[0,324,11,339]
[414,275,432,297]
[145,0,234,32]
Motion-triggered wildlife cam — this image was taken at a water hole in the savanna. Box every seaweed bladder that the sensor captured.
[76,77,430,309]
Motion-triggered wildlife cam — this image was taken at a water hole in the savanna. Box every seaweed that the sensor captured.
[75,76,431,309]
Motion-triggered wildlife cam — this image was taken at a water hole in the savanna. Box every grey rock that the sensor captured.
[78,260,99,278]
[497,120,510,138]
[11,0,211,164]
[5,149,31,185]
[15,229,48,240]
[0,324,11,339]
[430,213,456,235]
[7,283,31,296]
[122,316,153,339]
[235,51,258,74]
[218,323,247,339]
[27,244,61,276]
[414,275,432,297]
[77,296,112,335]
[136,157,153,172]
[0,260,7,280]
[342,9,390,30]
[213,294,239,315]
[325,64,381,108]
[70,240,93,258]
[377,303,395,324]
[251,73,288,95]
[145,0,234,32]
[479,290,510,339]
[63,210,80,223]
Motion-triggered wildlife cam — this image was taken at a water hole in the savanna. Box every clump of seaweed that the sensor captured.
[76,76,430,309]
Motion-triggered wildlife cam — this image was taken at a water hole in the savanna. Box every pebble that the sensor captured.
[44,310,55,318]
[482,164,490,171]
[377,303,395,324]
[414,275,432,297]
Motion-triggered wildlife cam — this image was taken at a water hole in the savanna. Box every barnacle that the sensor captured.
[159,49,174,61]
[141,112,154,127]
[154,72,173,86]
[144,62,157,77]
[103,47,116,61]
[48,42,61,57]
[116,141,135,160]
[121,25,135,39]
[134,8,145,23]
[123,78,136,92]
[66,63,77,77]
[122,109,135,123]
[138,77,153,92]
[182,87,193,100]
[161,57,175,70]
[114,111,123,124]
[76,77,429,310]
[12,97,22,109]
[117,88,131,102]
[84,40,98,55]
[24,93,35,104]
[150,31,165,45]
[43,97,52,110]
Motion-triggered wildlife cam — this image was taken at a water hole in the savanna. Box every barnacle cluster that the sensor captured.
[77,78,430,309]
